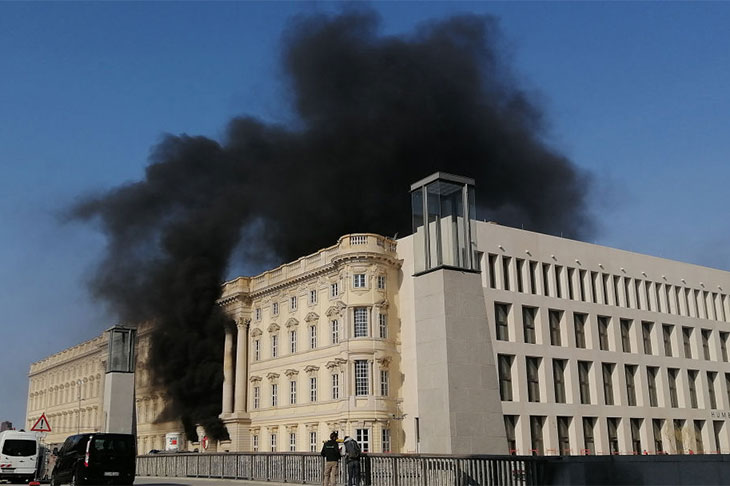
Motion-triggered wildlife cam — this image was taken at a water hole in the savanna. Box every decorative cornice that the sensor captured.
[266,372,280,382]
[250,328,263,337]
[304,312,319,323]
[304,365,320,374]
[285,318,299,328]
[267,323,280,333]
[284,369,299,378]
[249,375,262,383]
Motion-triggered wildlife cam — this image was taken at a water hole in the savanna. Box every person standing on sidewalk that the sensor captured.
[343,436,361,486]
[320,432,341,486]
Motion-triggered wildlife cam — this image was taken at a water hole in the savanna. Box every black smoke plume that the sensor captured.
[72,10,594,440]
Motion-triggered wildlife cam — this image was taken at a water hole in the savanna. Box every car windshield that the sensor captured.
[2,439,36,457]
[92,438,132,455]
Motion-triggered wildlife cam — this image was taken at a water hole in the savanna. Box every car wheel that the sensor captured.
[71,470,83,486]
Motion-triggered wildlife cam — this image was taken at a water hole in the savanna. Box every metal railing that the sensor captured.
[137,452,544,485]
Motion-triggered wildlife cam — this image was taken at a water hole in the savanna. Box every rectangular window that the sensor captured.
[271,433,277,452]
[498,354,514,401]
[602,363,614,406]
[542,264,551,297]
[598,316,610,351]
[355,360,369,396]
[379,314,388,339]
[527,357,541,403]
[271,384,278,407]
[714,421,724,454]
[253,386,260,409]
[381,429,391,453]
[608,418,620,455]
[529,261,538,295]
[549,310,562,346]
[291,296,297,311]
[708,372,717,409]
[380,370,389,397]
[377,275,386,290]
[310,432,317,452]
[567,268,576,300]
[502,256,511,291]
[583,417,596,455]
[557,416,571,455]
[653,419,664,454]
[252,435,259,452]
[331,282,339,297]
[516,259,525,293]
[310,289,317,304]
[553,359,566,404]
[579,270,587,302]
[310,326,317,349]
[504,415,517,454]
[695,420,704,454]
[354,307,368,337]
[648,366,659,407]
[488,254,497,289]
[290,330,297,354]
[702,329,712,360]
[495,303,510,341]
[726,374,730,408]
[353,274,366,288]
[674,419,685,454]
[310,377,317,402]
[554,265,563,299]
[255,308,261,321]
[721,332,729,362]
[621,319,632,353]
[642,322,653,355]
[663,324,674,357]
[630,419,642,455]
[574,313,587,349]
[625,365,637,406]
[290,432,296,452]
[683,326,693,359]
[273,302,279,315]
[355,428,370,453]
[688,370,698,408]
[289,380,297,405]
[523,307,537,344]
[254,339,260,361]
[578,361,591,404]
[669,369,679,408]
[603,273,611,305]
[331,320,339,344]
[271,334,278,358]
[332,373,339,400]
[530,416,545,455]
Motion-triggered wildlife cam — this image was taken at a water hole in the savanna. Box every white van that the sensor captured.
[0,430,39,482]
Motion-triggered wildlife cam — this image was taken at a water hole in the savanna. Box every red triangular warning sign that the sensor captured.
[30,413,51,432]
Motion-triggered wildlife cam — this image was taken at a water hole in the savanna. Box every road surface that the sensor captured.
[1,478,292,486]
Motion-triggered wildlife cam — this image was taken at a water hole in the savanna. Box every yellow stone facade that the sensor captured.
[218,233,403,453]
[26,326,183,451]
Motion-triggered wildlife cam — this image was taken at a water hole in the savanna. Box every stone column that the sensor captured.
[234,320,249,413]
[222,327,234,415]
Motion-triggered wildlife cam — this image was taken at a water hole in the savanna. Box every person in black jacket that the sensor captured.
[320,431,341,486]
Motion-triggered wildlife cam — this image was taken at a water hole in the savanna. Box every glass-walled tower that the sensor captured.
[410,172,477,274]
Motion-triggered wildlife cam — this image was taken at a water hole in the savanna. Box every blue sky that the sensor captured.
[1,2,729,429]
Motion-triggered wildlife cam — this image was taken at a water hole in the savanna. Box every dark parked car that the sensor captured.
[50,433,135,485]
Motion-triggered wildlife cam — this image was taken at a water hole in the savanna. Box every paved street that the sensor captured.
[136,478,291,486]
[1,478,293,486]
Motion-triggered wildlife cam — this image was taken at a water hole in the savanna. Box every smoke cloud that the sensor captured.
[72,10,594,440]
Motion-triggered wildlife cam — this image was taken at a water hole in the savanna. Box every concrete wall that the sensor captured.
[413,267,506,454]
[543,454,730,485]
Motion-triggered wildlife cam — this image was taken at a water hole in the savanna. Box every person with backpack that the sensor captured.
[320,431,342,486]
[343,435,361,486]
